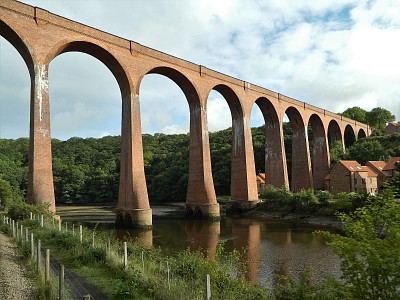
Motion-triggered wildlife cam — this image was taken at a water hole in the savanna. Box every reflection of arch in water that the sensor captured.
[231,219,261,283]
[184,220,220,259]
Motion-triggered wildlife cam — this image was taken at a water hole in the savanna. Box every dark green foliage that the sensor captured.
[345,139,386,165]
[321,190,400,299]
[340,106,395,131]
[259,185,367,216]
[367,107,395,131]
[7,201,52,221]
[341,106,368,123]
[343,132,400,163]
[272,269,350,300]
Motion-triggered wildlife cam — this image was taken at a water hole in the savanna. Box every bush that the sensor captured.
[7,201,52,221]
[321,190,400,299]
[260,185,292,207]
[291,189,319,210]
[331,193,353,213]
[315,190,333,205]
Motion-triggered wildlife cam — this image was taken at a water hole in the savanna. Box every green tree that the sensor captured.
[0,176,13,208]
[321,189,400,299]
[341,106,368,123]
[367,107,395,131]
[329,140,345,165]
[345,139,386,165]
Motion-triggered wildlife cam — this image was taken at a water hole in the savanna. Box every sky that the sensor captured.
[0,0,399,140]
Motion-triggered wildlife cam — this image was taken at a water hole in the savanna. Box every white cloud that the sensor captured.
[1,0,400,140]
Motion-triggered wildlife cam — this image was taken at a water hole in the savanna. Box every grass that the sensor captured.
[1,212,269,299]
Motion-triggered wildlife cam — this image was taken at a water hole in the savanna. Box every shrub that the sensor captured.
[331,193,353,213]
[291,189,319,210]
[321,190,400,299]
[315,190,333,206]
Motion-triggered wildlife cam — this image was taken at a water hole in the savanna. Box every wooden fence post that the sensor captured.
[80,225,83,243]
[37,239,41,272]
[45,249,50,283]
[58,219,62,232]
[124,242,128,271]
[59,264,65,300]
[205,274,211,300]
[30,233,34,259]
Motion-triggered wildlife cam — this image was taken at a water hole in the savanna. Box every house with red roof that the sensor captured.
[365,161,391,190]
[326,157,400,195]
[384,122,400,135]
[256,173,266,193]
[325,160,378,195]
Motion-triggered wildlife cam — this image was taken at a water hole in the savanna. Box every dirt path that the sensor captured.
[0,231,33,300]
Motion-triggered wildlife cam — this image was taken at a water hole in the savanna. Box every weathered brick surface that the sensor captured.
[0,0,370,223]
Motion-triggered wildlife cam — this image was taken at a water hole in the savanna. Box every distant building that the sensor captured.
[382,157,400,177]
[256,173,266,193]
[325,160,378,195]
[365,161,390,190]
[326,157,400,195]
[384,122,400,135]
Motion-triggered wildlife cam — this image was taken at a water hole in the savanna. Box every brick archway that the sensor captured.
[209,84,258,203]
[284,106,313,191]
[308,114,329,189]
[0,19,34,77]
[254,97,288,189]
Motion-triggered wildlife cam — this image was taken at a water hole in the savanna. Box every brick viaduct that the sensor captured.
[0,0,370,227]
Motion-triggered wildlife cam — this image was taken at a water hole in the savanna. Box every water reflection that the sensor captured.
[185,220,220,258]
[230,219,260,282]
[109,212,341,284]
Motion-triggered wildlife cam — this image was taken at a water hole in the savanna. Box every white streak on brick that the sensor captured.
[35,65,48,123]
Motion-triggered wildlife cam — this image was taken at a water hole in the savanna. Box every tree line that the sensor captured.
[0,106,396,205]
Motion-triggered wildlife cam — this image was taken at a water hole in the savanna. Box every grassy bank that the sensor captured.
[1,209,268,299]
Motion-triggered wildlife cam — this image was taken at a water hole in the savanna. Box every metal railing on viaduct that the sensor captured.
[0,0,370,227]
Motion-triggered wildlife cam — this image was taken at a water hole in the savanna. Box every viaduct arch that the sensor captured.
[0,0,370,227]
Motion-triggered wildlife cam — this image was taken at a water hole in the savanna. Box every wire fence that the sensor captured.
[2,214,105,300]
[39,249,103,300]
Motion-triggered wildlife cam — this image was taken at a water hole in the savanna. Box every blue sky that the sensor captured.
[1,0,399,140]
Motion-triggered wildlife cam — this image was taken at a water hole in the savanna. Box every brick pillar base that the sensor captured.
[185,203,220,219]
[115,208,152,229]
[225,200,259,215]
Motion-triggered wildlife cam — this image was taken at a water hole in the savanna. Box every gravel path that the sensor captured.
[0,231,33,300]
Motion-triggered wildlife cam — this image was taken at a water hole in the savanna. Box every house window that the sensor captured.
[362,178,366,184]
[354,178,357,184]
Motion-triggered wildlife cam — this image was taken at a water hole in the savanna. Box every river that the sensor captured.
[57,203,342,287]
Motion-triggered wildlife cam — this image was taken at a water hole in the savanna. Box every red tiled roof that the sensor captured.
[361,166,378,177]
[383,157,400,171]
[366,161,390,176]
[339,160,363,172]
[387,122,400,127]
[257,173,266,184]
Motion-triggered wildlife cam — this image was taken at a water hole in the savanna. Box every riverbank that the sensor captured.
[243,209,342,230]
[56,203,343,230]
